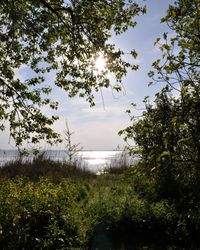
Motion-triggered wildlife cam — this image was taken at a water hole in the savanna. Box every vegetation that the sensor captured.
[0,0,145,148]
[0,0,199,249]
[0,158,199,249]
[104,148,133,174]
[0,154,94,182]
[119,0,200,247]
[63,121,83,164]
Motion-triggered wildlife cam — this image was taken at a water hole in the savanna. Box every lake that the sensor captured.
[0,150,136,174]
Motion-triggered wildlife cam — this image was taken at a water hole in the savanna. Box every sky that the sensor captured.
[0,0,175,151]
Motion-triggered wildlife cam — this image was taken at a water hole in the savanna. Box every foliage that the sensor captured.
[0,0,146,148]
[0,163,199,249]
[0,178,90,249]
[120,0,200,203]
[104,148,132,174]
[0,154,94,182]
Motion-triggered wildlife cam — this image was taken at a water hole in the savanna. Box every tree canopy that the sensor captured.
[120,0,200,201]
[0,0,145,147]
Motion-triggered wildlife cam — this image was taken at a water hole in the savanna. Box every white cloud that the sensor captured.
[0,0,176,151]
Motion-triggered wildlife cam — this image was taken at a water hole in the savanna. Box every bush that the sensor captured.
[0,162,199,249]
[0,178,90,249]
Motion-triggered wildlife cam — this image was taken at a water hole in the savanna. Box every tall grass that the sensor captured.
[104,149,134,174]
[0,153,95,182]
[0,152,199,249]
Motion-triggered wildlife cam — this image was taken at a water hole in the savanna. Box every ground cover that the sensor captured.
[0,158,199,249]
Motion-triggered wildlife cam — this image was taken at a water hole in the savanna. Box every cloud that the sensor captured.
[0,0,177,151]
[61,118,129,151]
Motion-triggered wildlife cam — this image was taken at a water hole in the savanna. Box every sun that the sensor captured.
[94,54,106,72]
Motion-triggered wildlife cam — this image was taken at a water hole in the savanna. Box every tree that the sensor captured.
[0,0,146,148]
[120,0,200,200]
[63,121,82,164]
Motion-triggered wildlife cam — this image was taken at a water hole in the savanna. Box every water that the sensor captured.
[0,150,133,174]
[78,150,123,173]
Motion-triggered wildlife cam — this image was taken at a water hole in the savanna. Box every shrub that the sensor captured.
[0,178,90,249]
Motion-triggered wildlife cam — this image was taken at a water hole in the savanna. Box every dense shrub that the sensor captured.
[0,165,199,249]
[0,178,90,249]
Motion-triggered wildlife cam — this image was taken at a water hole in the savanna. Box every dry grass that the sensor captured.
[104,150,133,174]
[0,154,95,182]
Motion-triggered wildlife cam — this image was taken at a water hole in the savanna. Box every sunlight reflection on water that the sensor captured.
[77,151,121,174]
[0,150,134,174]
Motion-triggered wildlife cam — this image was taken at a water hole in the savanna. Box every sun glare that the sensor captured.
[94,55,106,72]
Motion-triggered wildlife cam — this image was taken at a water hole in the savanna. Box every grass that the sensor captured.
[0,156,199,249]
[104,149,133,174]
[0,154,95,182]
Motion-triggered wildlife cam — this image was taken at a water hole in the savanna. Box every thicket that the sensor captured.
[0,0,199,248]
[119,0,200,248]
[0,158,199,249]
